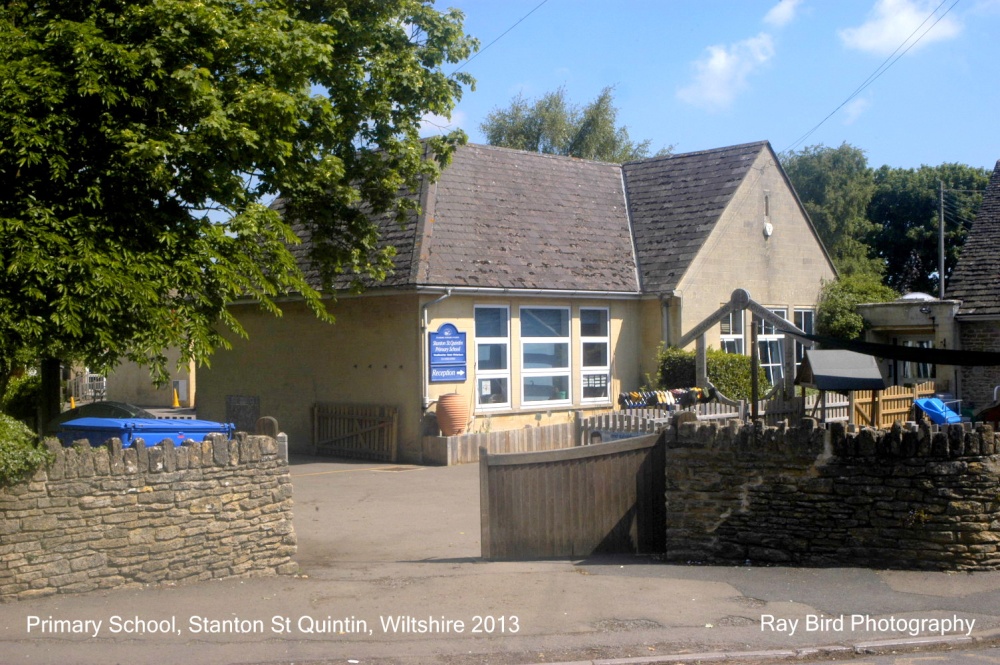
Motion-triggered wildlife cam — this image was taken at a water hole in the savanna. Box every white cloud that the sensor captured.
[842,97,871,124]
[419,110,466,136]
[764,0,803,28]
[839,0,962,55]
[676,33,775,111]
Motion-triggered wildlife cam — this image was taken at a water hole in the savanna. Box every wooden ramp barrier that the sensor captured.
[480,433,665,560]
[312,403,398,462]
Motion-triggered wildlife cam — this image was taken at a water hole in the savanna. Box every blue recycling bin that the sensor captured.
[57,417,235,447]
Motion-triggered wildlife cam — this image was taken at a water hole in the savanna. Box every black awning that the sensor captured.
[781,330,1000,367]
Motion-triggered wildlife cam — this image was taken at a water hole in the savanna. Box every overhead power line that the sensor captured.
[784,0,961,153]
[451,0,552,75]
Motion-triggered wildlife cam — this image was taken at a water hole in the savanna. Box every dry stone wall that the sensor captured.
[666,418,1000,570]
[1,434,297,602]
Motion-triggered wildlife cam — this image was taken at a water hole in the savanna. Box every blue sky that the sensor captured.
[422,0,1000,170]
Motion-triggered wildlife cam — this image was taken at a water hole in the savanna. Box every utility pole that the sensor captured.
[939,180,945,299]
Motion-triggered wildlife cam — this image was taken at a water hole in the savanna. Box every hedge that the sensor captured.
[655,346,770,401]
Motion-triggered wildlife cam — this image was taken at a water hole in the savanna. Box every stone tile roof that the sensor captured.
[278,141,777,296]
[418,144,637,291]
[622,141,768,294]
[948,161,1000,317]
[277,191,422,292]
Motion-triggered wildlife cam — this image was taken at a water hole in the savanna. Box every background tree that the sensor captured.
[867,164,988,294]
[480,86,667,163]
[0,0,476,426]
[780,143,881,277]
[815,275,898,340]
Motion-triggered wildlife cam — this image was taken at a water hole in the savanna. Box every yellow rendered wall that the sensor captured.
[674,150,837,349]
[105,351,196,407]
[197,295,423,459]
[423,295,642,435]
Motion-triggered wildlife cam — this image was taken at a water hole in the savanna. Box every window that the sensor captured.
[474,307,509,409]
[899,339,935,382]
[580,308,610,402]
[720,310,744,354]
[521,307,571,405]
[756,308,787,385]
[794,308,815,372]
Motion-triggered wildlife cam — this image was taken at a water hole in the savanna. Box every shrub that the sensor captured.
[655,345,770,401]
[3,373,42,430]
[0,413,51,487]
[656,346,696,389]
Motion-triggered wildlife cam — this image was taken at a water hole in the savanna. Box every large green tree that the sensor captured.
[780,143,881,277]
[480,86,666,163]
[0,1,476,415]
[867,164,988,294]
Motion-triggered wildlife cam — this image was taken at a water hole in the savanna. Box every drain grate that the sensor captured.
[371,465,423,473]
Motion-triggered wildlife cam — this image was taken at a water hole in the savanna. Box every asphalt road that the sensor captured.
[4,458,1000,665]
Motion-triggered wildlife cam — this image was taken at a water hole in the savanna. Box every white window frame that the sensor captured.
[720,310,745,355]
[756,308,787,386]
[580,307,610,404]
[474,306,510,411]
[793,308,815,372]
[520,306,572,407]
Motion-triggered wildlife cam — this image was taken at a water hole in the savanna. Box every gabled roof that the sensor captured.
[416,144,638,292]
[281,141,803,297]
[622,141,769,294]
[282,143,638,294]
[947,160,1000,317]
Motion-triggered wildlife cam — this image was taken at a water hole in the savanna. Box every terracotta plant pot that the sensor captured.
[436,393,469,436]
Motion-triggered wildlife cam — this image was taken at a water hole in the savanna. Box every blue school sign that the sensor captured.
[429,323,467,383]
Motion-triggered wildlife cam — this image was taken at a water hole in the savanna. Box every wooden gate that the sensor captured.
[312,403,398,462]
[850,382,935,429]
[480,433,665,560]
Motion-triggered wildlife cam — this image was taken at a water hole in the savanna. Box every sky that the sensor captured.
[421,0,1000,170]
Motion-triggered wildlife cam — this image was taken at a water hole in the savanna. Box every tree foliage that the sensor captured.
[480,86,666,163]
[0,0,476,387]
[815,275,898,341]
[780,143,881,277]
[868,164,988,294]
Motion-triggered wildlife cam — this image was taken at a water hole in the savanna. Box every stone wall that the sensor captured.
[666,418,1000,570]
[960,320,1000,411]
[1,434,297,602]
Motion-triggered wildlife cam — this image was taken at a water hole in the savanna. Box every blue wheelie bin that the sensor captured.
[57,417,235,447]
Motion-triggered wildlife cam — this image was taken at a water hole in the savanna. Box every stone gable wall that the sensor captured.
[960,321,1000,411]
[1,434,296,602]
[666,418,1000,570]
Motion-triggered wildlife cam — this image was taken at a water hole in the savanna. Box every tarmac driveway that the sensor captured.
[5,457,1000,665]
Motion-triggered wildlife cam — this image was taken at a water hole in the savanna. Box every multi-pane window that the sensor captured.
[474,307,509,409]
[794,309,815,372]
[720,310,744,354]
[580,308,610,402]
[756,308,787,386]
[521,307,571,404]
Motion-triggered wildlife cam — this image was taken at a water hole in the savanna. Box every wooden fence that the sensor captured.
[851,381,936,429]
[753,392,851,426]
[423,422,575,465]
[313,403,398,462]
[480,433,665,560]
